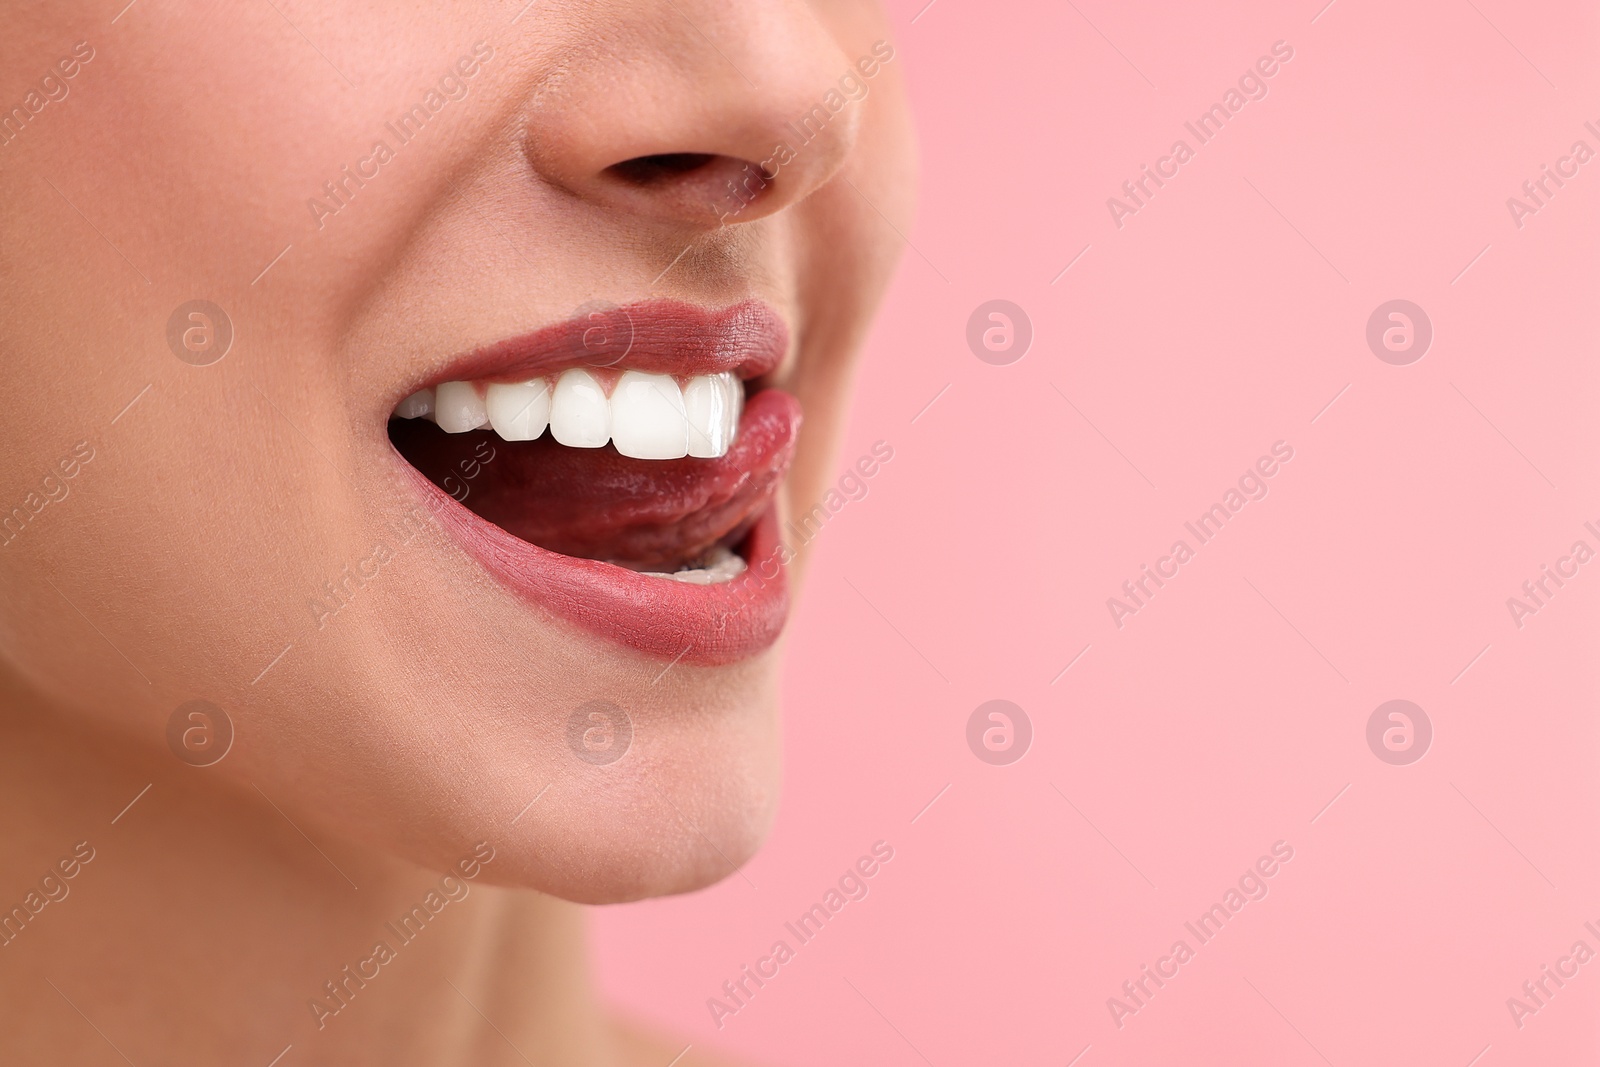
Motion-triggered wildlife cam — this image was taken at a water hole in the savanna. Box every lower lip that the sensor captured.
[397,464,790,665]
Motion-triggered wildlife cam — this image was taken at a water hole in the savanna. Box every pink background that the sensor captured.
[595,1,1600,1063]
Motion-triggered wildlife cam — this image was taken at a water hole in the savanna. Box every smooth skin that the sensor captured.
[0,1,913,1064]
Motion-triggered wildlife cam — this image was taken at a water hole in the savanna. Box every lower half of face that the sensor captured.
[0,0,913,902]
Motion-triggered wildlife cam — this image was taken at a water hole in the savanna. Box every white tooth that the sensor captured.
[610,371,689,460]
[550,368,611,448]
[394,388,435,420]
[637,547,747,584]
[435,381,488,433]
[722,375,743,447]
[684,374,732,458]
[701,545,747,582]
[486,379,551,441]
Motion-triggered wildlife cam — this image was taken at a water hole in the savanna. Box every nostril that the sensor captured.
[598,152,779,225]
[608,152,717,185]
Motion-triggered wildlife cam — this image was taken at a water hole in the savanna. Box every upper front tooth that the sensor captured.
[486,380,551,441]
[394,387,435,420]
[684,373,736,458]
[724,375,743,446]
[611,371,689,460]
[435,381,488,433]
[550,368,611,448]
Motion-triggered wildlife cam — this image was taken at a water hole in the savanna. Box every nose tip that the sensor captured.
[518,4,864,228]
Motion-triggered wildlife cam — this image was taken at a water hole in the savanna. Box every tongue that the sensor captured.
[388,388,799,569]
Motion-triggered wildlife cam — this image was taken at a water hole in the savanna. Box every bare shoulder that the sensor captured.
[609,1014,775,1067]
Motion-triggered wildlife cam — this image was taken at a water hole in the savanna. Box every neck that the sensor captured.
[0,701,614,1066]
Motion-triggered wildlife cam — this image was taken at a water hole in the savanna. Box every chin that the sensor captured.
[489,700,784,905]
[341,654,786,905]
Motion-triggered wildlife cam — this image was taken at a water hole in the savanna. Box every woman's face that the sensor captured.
[0,1,912,902]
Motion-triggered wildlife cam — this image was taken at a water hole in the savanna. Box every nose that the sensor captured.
[518,2,863,229]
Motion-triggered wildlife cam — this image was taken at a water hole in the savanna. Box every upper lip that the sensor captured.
[407,299,789,394]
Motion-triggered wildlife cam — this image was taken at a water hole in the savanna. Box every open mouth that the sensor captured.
[386,300,800,663]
